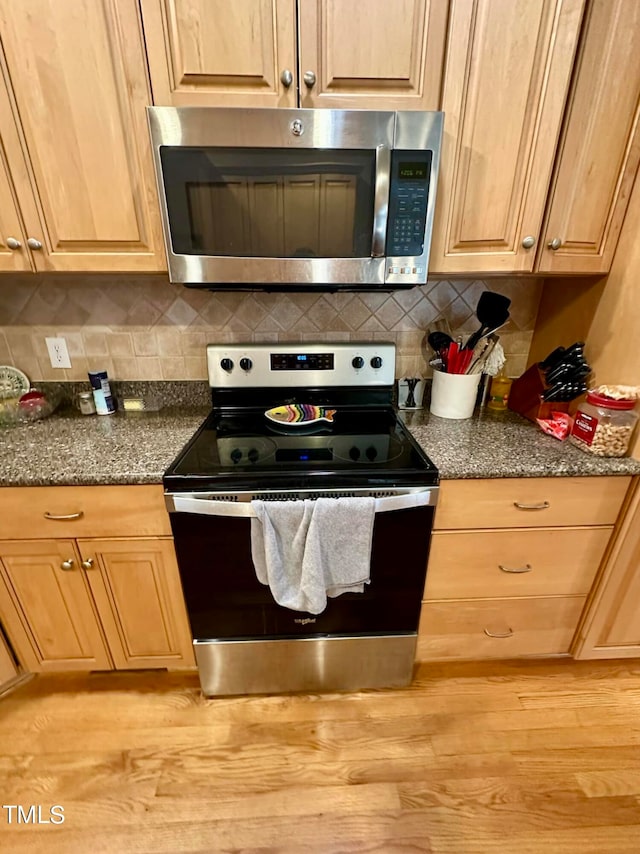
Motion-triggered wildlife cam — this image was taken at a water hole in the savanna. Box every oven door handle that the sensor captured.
[167,491,437,518]
[371,144,391,258]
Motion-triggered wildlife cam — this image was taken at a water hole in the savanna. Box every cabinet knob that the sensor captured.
[280,69,293,88]
[6,237,21,250]
[521,235,536,249]
[60,559,75,571]
[547,237,562,251]
[303,70,316,88]
[81,558,94,570]
[27,237,42,250]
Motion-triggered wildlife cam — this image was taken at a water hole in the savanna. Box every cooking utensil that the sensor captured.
[467,334,498,374]
[427,331,454,356]
[463,292,511,351]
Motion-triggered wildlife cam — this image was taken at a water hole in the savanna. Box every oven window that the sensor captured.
[160,147,376,258]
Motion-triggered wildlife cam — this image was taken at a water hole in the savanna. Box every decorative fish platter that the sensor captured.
[265,404,336,427]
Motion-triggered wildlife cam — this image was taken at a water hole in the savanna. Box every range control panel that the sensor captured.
[386,150,432,258]
[207,342,396,389]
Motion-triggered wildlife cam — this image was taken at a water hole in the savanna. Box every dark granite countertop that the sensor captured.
[1,399,639,487]
[0,406,209,487]
[401,407,640,479]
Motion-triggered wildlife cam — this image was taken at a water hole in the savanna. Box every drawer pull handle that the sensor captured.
[499,563,532,574]
[44,511,84,521]
[513,501,550,511]
[484,627,514,639]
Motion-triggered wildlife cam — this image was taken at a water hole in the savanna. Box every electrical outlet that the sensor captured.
[45,337,71,369]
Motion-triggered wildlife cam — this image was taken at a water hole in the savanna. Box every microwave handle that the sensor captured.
[371,144,391,257]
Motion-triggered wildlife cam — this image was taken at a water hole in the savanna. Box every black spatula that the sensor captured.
[463,292,511,351]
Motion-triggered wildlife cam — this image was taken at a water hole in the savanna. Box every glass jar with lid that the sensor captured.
[569,391,638,457]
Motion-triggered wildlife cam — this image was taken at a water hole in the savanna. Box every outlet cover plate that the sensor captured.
[45,337,71,369]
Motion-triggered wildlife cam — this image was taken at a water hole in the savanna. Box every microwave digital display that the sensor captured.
[398,162,428,180]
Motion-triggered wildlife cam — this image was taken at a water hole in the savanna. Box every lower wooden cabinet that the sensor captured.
[0,628,21,692]
[418,476,631,662]
[0,537,194,672]
[574,479,640,659]
[418,596,586,661]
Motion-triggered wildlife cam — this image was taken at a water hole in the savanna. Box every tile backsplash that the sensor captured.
[0,275,542,383]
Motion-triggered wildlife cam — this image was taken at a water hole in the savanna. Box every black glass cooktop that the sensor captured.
[164,407,438,491]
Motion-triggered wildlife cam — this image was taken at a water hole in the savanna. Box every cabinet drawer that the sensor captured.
[416,596,586,661]
[425,527,612,600]
[0,486,171,539]
[433,477,630,530]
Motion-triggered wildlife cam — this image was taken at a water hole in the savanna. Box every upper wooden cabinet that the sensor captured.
[141,0,297,107]
[0,150,31,272]
[537,0,640,274]
[141,0,446,110]
[297,0,447,110]
[0,0,165,273]
[430,0,585,274]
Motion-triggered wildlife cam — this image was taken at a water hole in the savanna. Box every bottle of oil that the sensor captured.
[487,369,512,410]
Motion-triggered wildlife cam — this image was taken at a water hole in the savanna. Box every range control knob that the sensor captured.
[370,356,383,369]
[349,446,361,461]
[230,448,242,464]
[366,446,378,461]
[351,356,364,370]
[247,448,259,463]
[239,357,253,372]
[220,358,234,373]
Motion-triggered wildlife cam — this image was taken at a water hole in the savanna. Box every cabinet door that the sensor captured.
[429,0,584,274]
[0,146,32,272]
[537,0,640,274]
[574,481,640,659]
[0,541,112,672]
[141,0,297,107]
[0,628,19,689]
[298,0,447,110]
[79,538,195,669]
[0,0,165,272]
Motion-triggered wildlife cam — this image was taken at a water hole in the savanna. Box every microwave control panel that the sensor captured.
[386,150,432,257]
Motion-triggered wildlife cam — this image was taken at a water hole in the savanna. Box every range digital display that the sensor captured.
[271,353,335,371]
[398,162,428,180]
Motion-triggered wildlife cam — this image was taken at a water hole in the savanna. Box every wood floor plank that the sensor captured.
[1,659,640,853]
[431,724,640,756]
[575,769,640,798]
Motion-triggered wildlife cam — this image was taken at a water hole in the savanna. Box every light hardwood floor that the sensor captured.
[1,659,640,853]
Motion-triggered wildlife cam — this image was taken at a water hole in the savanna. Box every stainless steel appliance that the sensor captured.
[164,342,439,697]
[147,107,443,291]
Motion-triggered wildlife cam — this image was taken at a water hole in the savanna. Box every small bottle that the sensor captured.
[88,370,116,415]
[78,390,96,415]
[487,369,513,410]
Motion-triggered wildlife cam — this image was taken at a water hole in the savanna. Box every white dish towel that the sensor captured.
[250,497,376,615]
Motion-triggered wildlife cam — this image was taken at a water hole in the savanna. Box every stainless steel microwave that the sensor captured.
[147,107,443,291]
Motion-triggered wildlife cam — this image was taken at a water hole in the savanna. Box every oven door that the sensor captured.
[166,488,437,695]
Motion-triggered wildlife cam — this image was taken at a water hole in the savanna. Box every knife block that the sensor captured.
[508,364,570,423]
